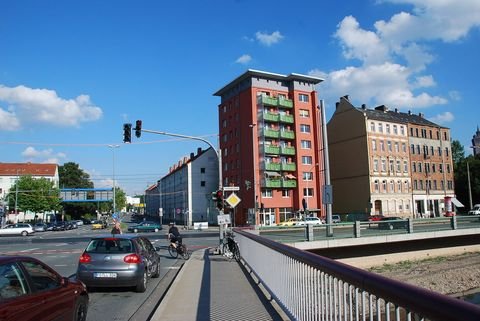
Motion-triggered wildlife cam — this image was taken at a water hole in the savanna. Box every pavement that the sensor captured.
[150,247,288,321]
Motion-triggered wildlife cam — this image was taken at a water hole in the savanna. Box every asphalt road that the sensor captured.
[0,224,220,321]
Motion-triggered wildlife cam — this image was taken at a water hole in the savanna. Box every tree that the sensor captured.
[452,140,480,209]
[8,175,61,220]
[98,187,127,213]
[452,140,465,169]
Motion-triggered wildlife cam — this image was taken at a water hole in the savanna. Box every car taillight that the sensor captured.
[124,254,142,264]
[79,252,91,263]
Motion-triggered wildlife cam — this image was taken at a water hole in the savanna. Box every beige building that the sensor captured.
[327,96,455,218]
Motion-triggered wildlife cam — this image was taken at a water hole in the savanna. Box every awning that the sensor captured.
[265,171,281,177]
[285,174,296,179]
[451,198,464,207]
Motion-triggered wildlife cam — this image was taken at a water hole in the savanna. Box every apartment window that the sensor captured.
[416,145,421,154]
[374,180,379,192]
[200,168,205,174]
[419,180,424,190]
[412,163,417,173]
[438,147,442,156]
[380,141,385,152]
[389,160,395,173]
[402,143,407,153]
[222,134,228,142]
[396,160,401,172]
[301,140,312,149]
[405,181,409,192]
[302,156,313,165]
[447,164,451,173]
[410,127,414,136]
[382,180,387,192]
[300,124,311,133]
[303,172,313,181]
[411,144,415,154]
[373,159,379,172]
[223,148,228,156]
[262,189,273,198]
[395,142,399,153]
[415,128,419,137]
[390,180,395,192]
[418,162,422,173]
[423,145,429,156]
[445,147,449,157]
[444,132,448,140]
[430,146,434,156]
[299,94,309,102]
[414,180,418,190]
[381,160,387,172]
[303,188,314,197]
[439,164,443,173]
[433,180,438,190]
[372,140,377,151]
[387,141,392,152]
[432,163,436,173]
[200,181,206,187]
[299,109,309,118]
[222,119,227,128]
[393,125,398,135]
[448,180,453,189]
[404,160,408,173]
[282,190,290,198]
[386,124,391,134]
[400,126,405,136]
[441,180,445,190]
[397,181,402,193]
[378,123,383,133]
[425,163,430,173]
[370,122,375,132]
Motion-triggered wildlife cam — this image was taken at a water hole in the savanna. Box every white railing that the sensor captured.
[234,228,480,321]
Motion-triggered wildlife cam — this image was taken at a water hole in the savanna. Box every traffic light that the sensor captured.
[215,190,223,210]
[211,192,217,201]
[123,123,132,143]
[135,120,142,138]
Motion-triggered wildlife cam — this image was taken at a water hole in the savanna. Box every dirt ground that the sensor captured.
[368,251,480,296]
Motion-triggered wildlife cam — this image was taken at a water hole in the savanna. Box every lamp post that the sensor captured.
[249,124,257,227]
[305,163,319,212]
[108,144,120,216]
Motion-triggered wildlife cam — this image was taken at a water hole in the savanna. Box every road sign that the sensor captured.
[223,186,240,191]
[323,185,333,204]
[225,193,241,208]
[218,214,231,225]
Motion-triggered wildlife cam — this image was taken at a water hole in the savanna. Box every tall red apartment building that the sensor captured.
[214,70,325,226]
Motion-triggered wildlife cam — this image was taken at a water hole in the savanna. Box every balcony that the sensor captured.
[280,146,296,155]
[264,128,280,139]
[282,179,297,188]
[263,112,280,122]
[281,163,296,171]
[278,98,293,108]
[280,130,295,139]
[279,114,294,124]
[263,178,282,188]
[259,95,278,106]
[264,145,280,155]
[265,163,281,171]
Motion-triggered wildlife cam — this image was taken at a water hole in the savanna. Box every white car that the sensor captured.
[297,217,323,226]
[0,223,35,236]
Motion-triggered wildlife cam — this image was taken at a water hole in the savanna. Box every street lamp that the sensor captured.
[108,144,120,215]
[249,124,257,226]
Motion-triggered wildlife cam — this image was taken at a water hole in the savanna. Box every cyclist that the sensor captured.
[167,222,182,249]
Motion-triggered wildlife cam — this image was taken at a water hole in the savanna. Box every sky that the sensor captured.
[1,0,479,196]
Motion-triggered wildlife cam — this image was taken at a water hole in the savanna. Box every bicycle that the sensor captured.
[222,231,240,261]
[167,234,191,260]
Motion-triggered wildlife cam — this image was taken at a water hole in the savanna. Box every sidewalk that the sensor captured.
[151,248,287,321]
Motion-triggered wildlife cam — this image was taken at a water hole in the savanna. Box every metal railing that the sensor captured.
[234,228,480,321]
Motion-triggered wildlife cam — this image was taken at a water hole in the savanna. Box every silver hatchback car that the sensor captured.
[76,234,161,292]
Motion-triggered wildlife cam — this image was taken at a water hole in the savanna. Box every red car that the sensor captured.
[369,215,385,221]
[0,256,89,321]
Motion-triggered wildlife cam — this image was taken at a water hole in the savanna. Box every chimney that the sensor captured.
[361,104,366,110]
[419,112,424,118]
[408,110,412,115]
[190,152,195,159]
[335,102,339,109]
[197,147,202,155]
[374,105,388,112]
[395,108,398,113]
[343,95,349,100]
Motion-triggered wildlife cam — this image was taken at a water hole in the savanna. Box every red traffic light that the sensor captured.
[135,120,142,138]
[216,190,223,199]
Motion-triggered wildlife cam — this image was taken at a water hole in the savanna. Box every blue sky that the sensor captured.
[1,0,479,196]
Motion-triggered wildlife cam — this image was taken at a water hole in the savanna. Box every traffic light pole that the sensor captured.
[137,128,224,249]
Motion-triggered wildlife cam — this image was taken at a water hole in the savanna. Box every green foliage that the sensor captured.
[8,175,61,214]
[451,140,480,208]
[59,162,96,218]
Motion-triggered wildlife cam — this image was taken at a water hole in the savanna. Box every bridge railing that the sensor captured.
[235,228,480,321]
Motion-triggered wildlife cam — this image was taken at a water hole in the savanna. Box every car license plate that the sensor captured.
[94,272,117,278]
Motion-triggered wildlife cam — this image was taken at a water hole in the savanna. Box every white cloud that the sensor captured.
[21,146,67,164]
[235,54,252,64]
[255,31,284,46]
[0,85,103,130]
[429,111,455,124]
[449,90,462,101]
[0,107,20,131]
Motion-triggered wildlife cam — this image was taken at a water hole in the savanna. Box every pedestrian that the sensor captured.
[111,221,122,235]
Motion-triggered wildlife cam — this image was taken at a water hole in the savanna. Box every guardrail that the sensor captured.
[235,228,480,321]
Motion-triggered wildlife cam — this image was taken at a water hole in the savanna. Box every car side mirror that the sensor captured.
[61,277,69,287]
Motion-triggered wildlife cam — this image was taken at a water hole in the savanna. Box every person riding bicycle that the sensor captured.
[167,222,182,249]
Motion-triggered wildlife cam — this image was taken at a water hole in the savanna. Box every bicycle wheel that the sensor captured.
[181,245,190,260]
[233,243,240,261]
[222,243,233,260]
[168,244,178,258]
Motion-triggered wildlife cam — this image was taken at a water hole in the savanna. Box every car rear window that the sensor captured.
[86,238,134,253]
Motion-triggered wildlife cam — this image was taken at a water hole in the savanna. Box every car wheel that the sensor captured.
[133,228,138,233]
[21,231,28,237]
[73,296,88,321]
[152,262,160,278]
[135,270,147,293]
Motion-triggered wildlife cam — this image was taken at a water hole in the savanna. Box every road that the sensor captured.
[0,224,219,321]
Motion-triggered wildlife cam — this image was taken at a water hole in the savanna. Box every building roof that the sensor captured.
[213,69,324,97]
[0,163,58,177]
[358,105,448,129]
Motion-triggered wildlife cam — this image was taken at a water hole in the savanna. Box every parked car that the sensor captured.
[45,223,55,231]
[369,215,386,222]
[81,218,92,225]
[76,234,161,292]
[75,220,84,226]
[69,221,78,229]
[33,223,47,232]
[52,221,68,231]
[127,221,162,233]
[468,204,480,215]
[277,218,301,227]
[378,217,407,230]
[0,223,35,236]
[332,215,341,224]
[91,221,107,230]
[297,217,323,226]
[0,255,89,321]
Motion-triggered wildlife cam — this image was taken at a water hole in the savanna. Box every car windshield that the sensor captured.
[85,238,133,253]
